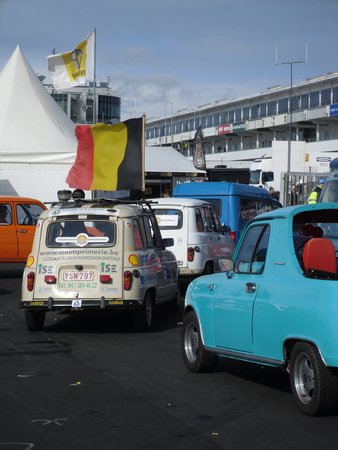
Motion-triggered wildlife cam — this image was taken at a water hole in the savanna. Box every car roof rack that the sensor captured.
[46,190,154,212]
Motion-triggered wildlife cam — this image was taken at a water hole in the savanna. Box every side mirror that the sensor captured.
[219,258,234,272]
[162,237,174,248]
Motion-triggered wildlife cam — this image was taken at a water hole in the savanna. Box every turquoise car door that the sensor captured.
[213,224,270,353]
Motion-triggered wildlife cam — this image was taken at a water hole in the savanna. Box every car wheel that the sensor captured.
[181,311,218,373]
[290,341,338,416]
[25,310,45,332]
[134,291,153,332]
[170,282,181,311]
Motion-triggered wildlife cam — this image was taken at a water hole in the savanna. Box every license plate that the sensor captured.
[63,271,94,281]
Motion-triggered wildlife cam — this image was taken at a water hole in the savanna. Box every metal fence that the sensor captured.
[280,172,329,206]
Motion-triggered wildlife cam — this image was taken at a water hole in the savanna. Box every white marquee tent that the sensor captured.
[0,46,203,202]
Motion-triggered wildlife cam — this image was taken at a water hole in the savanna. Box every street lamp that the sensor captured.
[276,45,307,173]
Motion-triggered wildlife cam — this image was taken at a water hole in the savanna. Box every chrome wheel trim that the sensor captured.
[293,351,315,405]
[184,321,199,364]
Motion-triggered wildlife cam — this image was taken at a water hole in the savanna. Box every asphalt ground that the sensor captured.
[1,266,338,450]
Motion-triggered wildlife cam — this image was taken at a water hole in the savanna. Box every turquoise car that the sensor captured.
[181,203,338,416]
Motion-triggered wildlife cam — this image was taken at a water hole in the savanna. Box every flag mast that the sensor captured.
[142,114,146,194]
[93,28,97,125]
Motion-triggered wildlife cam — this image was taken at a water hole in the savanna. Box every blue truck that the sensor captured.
[172,181,281,244]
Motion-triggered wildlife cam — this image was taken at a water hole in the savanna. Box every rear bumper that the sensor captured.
[19,297,143,311]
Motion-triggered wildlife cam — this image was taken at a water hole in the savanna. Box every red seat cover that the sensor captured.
[302,238,337,274]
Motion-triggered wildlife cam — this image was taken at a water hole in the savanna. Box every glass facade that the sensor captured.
[51,93,68,114]
[98,95,121,124]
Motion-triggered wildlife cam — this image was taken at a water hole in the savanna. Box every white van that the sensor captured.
[151,198,235,277]
[19,191,179,332]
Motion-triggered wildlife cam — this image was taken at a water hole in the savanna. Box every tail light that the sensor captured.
[228,230,236,242]
[124,271,132,290]
[100,275,111,283]
[44,275,56,284]
[188,247,194,262]
[27,272,34,291]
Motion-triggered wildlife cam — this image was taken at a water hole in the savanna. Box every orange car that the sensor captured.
[0,196,46,263]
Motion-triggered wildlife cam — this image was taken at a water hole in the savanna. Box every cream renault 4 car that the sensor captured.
[19,190,179,332]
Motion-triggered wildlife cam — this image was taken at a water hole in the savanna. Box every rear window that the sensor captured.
[47,220,115,248]
[154,209,183,230]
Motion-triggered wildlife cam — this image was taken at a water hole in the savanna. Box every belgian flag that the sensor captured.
[66,117,144,191]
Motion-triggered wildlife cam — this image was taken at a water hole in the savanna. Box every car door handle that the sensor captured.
[245,282,256,293]
[18,229,28,233]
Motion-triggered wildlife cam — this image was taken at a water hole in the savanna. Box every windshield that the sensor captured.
[320,180,338,203]
[249,171,260,184]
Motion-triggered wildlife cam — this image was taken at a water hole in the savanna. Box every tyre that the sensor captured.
[203,262,213,275]
[290,341,338,416]
[181,311,218,373]
[170,282,181,311]
[25,310,45,331]
[134,291,153,332]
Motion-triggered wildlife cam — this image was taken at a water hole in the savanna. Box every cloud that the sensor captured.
[104,46,152,66]
[112,69,253,120]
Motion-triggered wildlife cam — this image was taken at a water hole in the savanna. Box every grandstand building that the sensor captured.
[145,71,338,169]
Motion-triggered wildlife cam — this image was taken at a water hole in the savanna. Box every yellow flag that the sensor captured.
[47,30,95,90]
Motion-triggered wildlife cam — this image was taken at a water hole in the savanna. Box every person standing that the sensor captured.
[308,178,325,204]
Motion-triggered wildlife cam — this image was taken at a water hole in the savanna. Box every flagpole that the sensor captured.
[93,28,97,124]
[142,114,146,196]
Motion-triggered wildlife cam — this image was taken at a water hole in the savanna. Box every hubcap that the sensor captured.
[293,351,315,404]
[184,321,199,363]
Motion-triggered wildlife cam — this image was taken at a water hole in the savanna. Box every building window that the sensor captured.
[251,105,259,119]
[278,98,288,114]
[243,106,250,120]
[98,95,121,124]
[51,93,68,114]
[268,100,277,116]
[201,116,207,128]
[214,113,220,126]
[206,114,213,127]
[301,93,309,109]
[260,102,266,118]
[228,110,234,123]
[310,91,319,108]
[181,121,188,132]
[291,96,299,111]
[235,108,241,122]
[321,88,331,106]
[333,87,338,104]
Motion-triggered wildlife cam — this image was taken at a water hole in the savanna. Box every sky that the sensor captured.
[1,0,337,121]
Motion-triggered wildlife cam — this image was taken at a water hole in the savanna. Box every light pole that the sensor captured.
[276,45,307,173]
